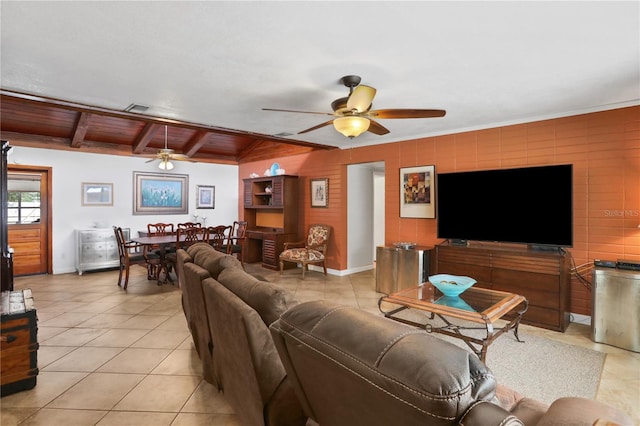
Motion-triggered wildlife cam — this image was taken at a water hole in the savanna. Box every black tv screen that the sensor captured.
[436,164,573,247]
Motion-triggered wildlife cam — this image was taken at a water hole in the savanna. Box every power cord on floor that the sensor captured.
[569,252,593,290]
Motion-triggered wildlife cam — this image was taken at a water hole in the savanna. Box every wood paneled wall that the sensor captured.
[239,106,640,316]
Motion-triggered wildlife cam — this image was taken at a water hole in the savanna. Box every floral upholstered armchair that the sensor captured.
[279,224,331,279]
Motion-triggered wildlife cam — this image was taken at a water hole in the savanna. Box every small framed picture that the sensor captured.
[81,182,113,206]
[310,178,329,208]
[400,165,436,218]
[196,185,215,209]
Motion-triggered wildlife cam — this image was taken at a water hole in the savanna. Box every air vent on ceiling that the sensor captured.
[124,103,150,113]
[274,132,293,137]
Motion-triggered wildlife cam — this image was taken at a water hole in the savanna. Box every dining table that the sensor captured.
[131,234,191,284]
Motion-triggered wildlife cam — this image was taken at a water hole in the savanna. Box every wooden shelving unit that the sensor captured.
[243,175,298,270]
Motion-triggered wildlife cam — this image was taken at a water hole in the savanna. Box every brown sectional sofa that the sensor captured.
[176,243,306,426]
[177,243,632,426]
[270,300,633,426]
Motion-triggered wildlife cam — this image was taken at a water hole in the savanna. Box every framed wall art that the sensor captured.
[196,185,215,209]
[400,165,435,218]
[310,178,329,208]
[133,171,188,215]
[81,182,113,206]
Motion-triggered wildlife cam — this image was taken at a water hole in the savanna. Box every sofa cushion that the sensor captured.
[271,300,497,426]
[202,277,305,426]
[218,266,291,325]
[187,243,239,279]
[535,397,634,426]
[181,262,217,386]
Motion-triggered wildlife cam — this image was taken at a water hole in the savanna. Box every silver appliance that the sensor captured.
[375,245,432,294]
[591,267,639,352]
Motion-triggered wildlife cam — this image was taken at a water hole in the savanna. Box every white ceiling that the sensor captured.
[1,1,638,149]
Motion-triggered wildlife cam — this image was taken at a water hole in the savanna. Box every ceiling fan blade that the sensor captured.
[170,154,190,160]
[347,85,376,112]
[145,158,157,163]
[367,109,446,119]
[263,108,335,116]
[367,119,390,135]
[298,120,335,134]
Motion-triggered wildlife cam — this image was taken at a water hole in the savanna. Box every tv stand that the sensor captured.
[435,242,570,332]
[528,244,563,253]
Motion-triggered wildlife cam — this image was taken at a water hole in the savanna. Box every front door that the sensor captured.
[7,165,52,276]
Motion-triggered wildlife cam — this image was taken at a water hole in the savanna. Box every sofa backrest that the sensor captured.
[217,266,291,326]
[202,277,306,426]
[187,242,242,279]
[270,300,498,426]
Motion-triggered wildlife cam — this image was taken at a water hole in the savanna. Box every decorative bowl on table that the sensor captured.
[393,242,415,250]
[428,274,477,297]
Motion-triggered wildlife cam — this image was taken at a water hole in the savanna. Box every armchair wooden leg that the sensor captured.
[279,260,284,274]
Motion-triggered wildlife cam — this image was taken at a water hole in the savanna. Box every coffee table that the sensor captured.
[378,283,528,362]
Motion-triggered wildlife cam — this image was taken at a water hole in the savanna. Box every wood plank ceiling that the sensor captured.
[0,90,335,165]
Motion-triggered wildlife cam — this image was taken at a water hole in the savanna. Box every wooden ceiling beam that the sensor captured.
[183,130,209,157]
[132,123,161,154]
[70,112,92,148]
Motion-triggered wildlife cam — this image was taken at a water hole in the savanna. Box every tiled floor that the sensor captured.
[1,264,638,425]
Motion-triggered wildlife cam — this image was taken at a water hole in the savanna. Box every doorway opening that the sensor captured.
[346,161,385,273]
[8,165,52,276]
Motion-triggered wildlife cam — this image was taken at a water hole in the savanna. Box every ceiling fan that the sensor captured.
[263,75,446,139]
[145,126,191,170]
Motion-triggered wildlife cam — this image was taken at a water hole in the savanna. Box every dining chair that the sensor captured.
[279,224,331,279]
[113,226,160,289]
[205,225,231,253]
[166,226,207,283]
[146,222,175,257]
[177,222,202,230]
[226,220,247,267]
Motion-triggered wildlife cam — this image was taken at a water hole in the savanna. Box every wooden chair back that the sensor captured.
[177,222,202,230]
[205,225,231,252]
[147,223,174,235]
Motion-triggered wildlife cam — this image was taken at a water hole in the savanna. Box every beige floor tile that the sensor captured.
[151,349,202,376]
[0,406,39,426]
[104,301,153,315]
[84,328,150,347]
[46,372,145,410]
[96,411,177,426]
[0,371,88,408]
[41,346,124,372]
[114,375,200,412]
[37,311,96,327]
[75,312,135,329]
[155,312,189,331]
[181,380,234,414]
[19,408,107,425]
[97,348,172,374]
[73,300,123,314]
[36,326,68,341]
[115,314,171,330]
[39,327,108,346]
[131,328,191,349]
[37,345,76,369]
[171,412,241,426]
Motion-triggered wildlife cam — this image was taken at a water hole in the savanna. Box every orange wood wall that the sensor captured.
[239,106,640,316]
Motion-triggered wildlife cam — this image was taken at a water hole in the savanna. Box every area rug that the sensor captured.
[434,328,605,405]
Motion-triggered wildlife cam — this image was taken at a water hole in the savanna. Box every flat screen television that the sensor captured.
[436,164,573,248]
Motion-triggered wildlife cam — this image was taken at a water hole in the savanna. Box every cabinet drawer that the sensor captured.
[1,317,35,351]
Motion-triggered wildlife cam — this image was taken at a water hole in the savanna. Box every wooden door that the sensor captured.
[7,166,52,276]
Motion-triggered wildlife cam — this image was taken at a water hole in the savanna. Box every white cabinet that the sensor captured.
[76,228,128,275]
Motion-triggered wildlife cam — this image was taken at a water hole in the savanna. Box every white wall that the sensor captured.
[347,164,375,271]
[9,146,239,274]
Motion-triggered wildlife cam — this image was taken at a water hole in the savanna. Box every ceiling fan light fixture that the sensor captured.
[158,159,174,170]
[333,116,370,139]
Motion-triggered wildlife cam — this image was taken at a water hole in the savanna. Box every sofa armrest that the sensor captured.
[458,400,524,426]
[535,397,633,426]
